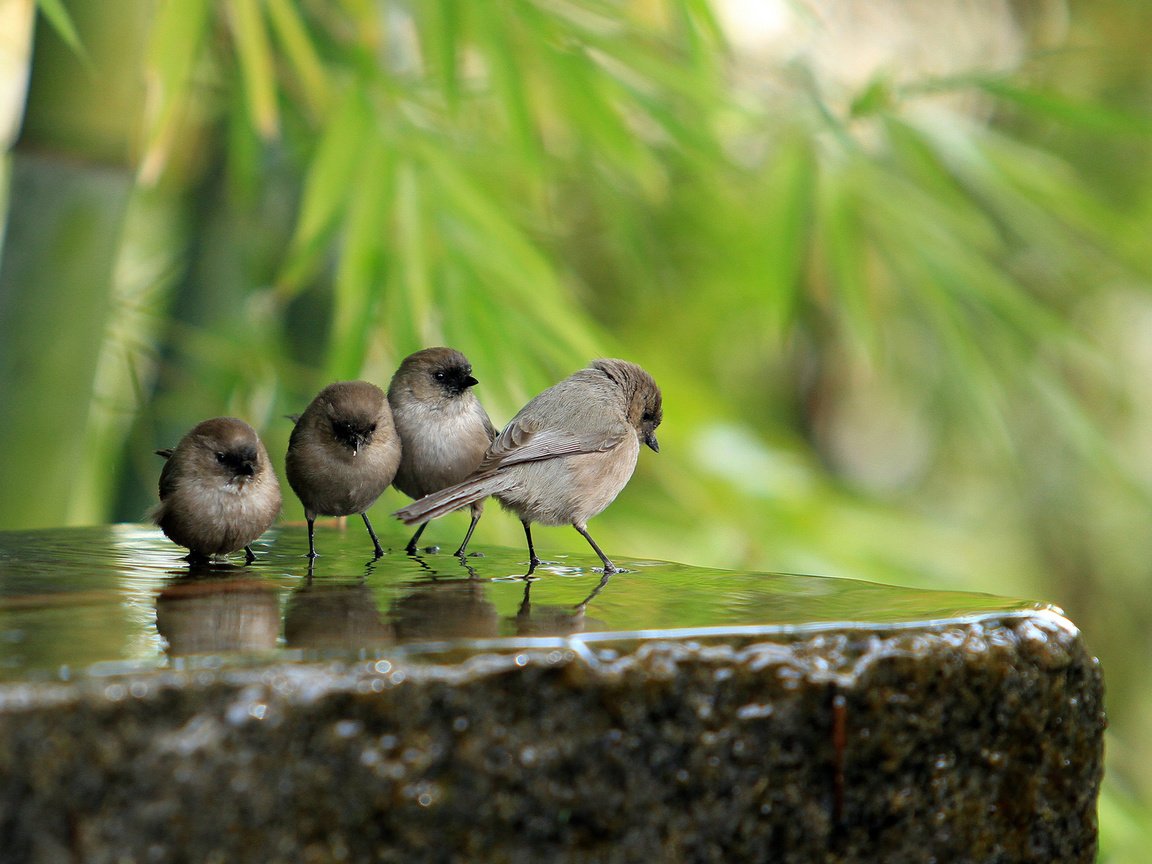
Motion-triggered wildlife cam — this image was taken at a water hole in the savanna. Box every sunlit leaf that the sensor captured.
[819,166,876,358]
[278,90,371,291]
[140,0,211,183]
[265,0,331,120]
[761,132,816,338]
[393,159,436,347]
[328,135,394,379]
[420,0,463,108]
[228,0,280,138]
[982,80,1152,135]
[34,0,86,59]
[470,3,540,169]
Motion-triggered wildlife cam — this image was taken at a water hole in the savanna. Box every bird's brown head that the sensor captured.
[389,347,479,402]
[190,418,265,481]
[318,381,390,455]
[591,358,663,453]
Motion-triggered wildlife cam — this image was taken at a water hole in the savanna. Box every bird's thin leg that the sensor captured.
[522,520,540,568]
[306,516,318,559]
[361,512,385,559]
[244,545,256,565]
[453,509,483,558]
[573,524,617,574]
[405,522,428,555]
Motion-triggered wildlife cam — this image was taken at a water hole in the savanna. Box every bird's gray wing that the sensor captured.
[475,414,627,473]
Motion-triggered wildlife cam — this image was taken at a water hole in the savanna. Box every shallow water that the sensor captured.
[0,523,1052,681]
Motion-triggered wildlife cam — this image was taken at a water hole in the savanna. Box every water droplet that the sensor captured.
[334,719,362,738]
[736,703,774,720]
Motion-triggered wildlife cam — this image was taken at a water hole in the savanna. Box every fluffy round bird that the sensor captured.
[285,380,401,559]
[394,358,661,574]
[152,417,282,564]
[387,347,498,556]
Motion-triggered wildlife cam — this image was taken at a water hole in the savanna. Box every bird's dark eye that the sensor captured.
[368,423,377,433]
[433,371,446,381]
[215,452,227,463]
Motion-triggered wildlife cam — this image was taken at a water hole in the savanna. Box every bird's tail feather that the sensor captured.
[394,473,506,525]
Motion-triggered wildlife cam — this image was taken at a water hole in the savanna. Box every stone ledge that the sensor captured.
[0,611,1103,864]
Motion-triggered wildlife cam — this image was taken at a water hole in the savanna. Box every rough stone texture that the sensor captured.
[0,612,1103,863]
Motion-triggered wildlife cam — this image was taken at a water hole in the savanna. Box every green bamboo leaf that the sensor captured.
[820,167,876,357]
[328,136,393,379]
[278,91,371,291]
[472,3,540,170]
[229,0,280,139]
[896,254,1016,453]
[34,0,86,59]
[415,145,602,360]
[863,164,1073,353]
[224,85,263,202]
[981,80,1152,135]
[761,132,816,337]
[529,3,714,171]
[849,78,894,119]
[880,117,999,241]
[421,0,463,108]
[674,0,728,49]
[977,129,1148,276]
[549,46,653,178]
[417,143,553,290]
[393,159,436,348]
[265,0,331,120]
[140,0,211,182]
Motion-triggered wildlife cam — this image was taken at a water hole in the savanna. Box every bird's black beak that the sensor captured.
[222,449,259,477]
[644,431,660,453]
[445,373,478,396]
[354,430,374,455]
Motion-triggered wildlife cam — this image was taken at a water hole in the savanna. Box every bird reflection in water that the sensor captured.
[283,568,392,651]
[154,571,280,656]
[389,561,500,643]
[155,553,620,658]
[513,572,612,637]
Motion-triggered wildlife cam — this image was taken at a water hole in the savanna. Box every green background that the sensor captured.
[1,1,1149,858]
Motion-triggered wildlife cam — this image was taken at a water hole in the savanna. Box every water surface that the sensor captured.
[0,524,1052,681]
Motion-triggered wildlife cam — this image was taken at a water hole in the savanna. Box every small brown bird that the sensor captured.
[285,380,401,559]
[394,359,662,574]
[152,417,282,564]
[387,347,498,556]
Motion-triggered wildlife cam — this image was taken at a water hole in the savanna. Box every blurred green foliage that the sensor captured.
[2,0,1151,859]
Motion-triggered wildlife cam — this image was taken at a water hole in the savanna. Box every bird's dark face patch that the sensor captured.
[639,391,662,453]
[331,419,377,453]
[214,445,259,478]
[431,362,478,397]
